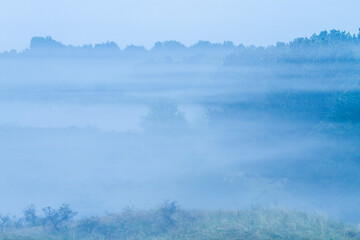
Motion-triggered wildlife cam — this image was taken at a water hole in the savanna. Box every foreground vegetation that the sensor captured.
[0,202,359,240]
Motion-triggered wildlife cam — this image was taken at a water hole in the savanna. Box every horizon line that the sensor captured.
[2,28,360,53]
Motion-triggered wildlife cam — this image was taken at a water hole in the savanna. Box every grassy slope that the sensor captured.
[1,207,359,240]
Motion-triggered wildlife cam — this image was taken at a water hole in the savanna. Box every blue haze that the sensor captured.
[1,0,360,51]
[0,30,360,222]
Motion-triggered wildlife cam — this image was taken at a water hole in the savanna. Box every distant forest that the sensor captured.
[1,29,360,63]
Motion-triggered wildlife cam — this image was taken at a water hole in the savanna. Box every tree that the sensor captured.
[140,101,188,133]
[77,217,100,234]
[30,36,65,50]
[42,204,77,231]
[158,200,178,229]
[0,215,10,231]
[23,204,38,226]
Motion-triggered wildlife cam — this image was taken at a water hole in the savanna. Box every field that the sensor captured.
[1,205,359,240]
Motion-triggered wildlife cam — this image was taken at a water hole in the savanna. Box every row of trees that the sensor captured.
[3,29,360,57]
[24,29,360,52]
[0,36,237,57]
[0,204,77,231]
[0,201,182,237]
[225,30,360,65]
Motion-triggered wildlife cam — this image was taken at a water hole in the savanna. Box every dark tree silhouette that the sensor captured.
[42,204,77,231]
[23,204,38,226]
[0,215,9,231]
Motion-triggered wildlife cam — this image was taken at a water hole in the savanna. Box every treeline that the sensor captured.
[2,29,360,63]
[225,29,360,65]
[0,36,237,59]
[0,204,77,231]
[0,201,185,237]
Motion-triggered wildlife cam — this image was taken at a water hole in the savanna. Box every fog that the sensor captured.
[1,31,360,222]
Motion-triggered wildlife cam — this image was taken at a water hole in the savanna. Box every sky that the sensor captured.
[0,0,359,51]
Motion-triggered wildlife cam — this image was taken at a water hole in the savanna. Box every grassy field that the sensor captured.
[0,205,359,240]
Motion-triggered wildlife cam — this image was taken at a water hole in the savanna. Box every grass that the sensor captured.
[0,206,359,240]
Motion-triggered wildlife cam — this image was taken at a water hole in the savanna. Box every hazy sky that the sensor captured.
[0,0,359,51]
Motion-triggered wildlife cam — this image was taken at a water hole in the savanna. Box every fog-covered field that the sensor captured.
[2,204,360,240]
[1,30,360,223]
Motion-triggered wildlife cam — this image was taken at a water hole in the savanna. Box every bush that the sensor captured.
[41,204,77,231]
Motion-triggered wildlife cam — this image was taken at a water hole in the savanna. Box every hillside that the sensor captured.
[0,206,359,240]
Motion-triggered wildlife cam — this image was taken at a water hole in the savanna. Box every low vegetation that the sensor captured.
[0,202,358,240]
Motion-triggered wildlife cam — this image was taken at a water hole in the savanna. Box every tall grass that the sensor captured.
[0,206,359,240]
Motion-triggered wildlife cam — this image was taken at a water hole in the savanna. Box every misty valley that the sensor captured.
[0,30,360,239]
